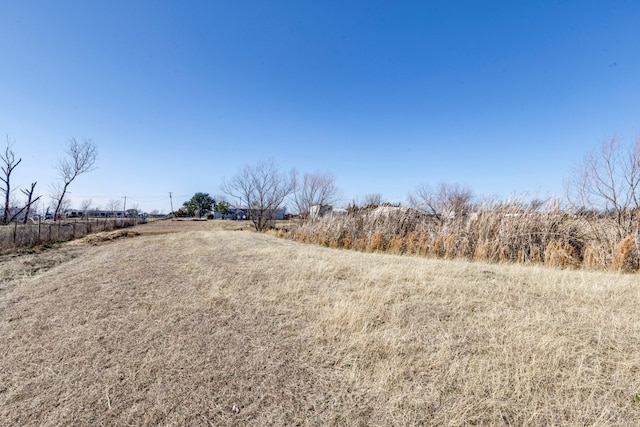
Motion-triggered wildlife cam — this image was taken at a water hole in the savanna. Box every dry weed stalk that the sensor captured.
[286,199,637,272]
[613,235,640,272]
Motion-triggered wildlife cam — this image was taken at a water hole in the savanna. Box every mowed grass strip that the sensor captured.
[1,220,640,426]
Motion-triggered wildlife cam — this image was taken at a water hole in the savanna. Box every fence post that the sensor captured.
[13,221,17,243]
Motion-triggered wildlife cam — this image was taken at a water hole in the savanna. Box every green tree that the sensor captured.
[214,200,230,216]
[183,192,214,218]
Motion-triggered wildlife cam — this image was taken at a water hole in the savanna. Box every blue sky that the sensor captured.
[1,1,639,213]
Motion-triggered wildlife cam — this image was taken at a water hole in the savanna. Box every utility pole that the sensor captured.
[169,192,174,217]
[122,196,126,227]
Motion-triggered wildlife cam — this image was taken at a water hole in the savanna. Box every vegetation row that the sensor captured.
[281,200,639,273]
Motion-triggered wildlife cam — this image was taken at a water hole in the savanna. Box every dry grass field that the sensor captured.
[1,219,640,426]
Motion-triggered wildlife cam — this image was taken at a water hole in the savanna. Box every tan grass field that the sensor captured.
[1,219,640,426]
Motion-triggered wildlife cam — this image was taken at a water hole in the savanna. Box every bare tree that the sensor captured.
[20,182,40,224]
[222,159,293,231]
[80,199,93,218]
[1,137,22,224]
[409,182,474,223]
[567,135,640,240]
[1,180,41,224]
[292,170,339,216]
[52,138,98,220]
[362,193,383,208]
[50,198,71,219]
[106,199,122,215]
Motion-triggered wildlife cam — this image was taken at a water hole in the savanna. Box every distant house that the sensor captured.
[64,209,131,218]
[267,208,286,221]
[371,206,409,217]
[213,207,286,221]
[330,208,348,216]
[213,207,247,220]
[309,204,333,218]
[0,207,20,218]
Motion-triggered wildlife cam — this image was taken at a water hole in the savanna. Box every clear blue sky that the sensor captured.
[1,1,639,213]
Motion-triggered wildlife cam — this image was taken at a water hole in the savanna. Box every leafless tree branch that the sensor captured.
[52,138,98,220]
[222,159,293,231]
[1,136,23,224]
[566,135,640,241]
[292,170,339,216]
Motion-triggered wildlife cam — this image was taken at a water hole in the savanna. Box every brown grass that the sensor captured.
[285,202,640,272]
[2,220,640,425]
[613,235,640,272]
[544,239,581,269]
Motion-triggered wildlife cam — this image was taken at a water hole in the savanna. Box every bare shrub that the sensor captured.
[582,242,610,270]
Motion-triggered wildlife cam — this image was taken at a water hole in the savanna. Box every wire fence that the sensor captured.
[0,217,145,253]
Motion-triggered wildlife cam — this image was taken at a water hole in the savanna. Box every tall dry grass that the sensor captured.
[286,200,638,272]
[1,220,640,425]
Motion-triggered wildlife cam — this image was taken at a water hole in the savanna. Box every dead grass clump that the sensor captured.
[582,242,609,270]
[354,237,367,251]
[517,244,543,264]
[368,231,387,252]
[81,229,141,245]
[404,232,419,254]
[530,244,544,264]
[443,234,458,259]
[474,238,500,262]
[388,235,404,254]
[544,239,581,269]
[612,235,640,272]
[340,233,352,249]
[415,231,431,256]
[432,235,445,257]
